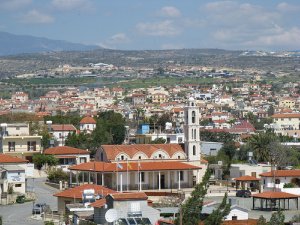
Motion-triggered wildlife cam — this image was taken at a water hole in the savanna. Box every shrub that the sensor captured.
[47,168,68,183]
[283,183,296,188]
[44,221,54,225]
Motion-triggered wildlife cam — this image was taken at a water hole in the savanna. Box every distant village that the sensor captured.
[1,73,300,225]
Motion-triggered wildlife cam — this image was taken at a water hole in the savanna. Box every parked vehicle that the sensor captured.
[16,195,26,204]
[32,203,47,214]
[236,190,251,198]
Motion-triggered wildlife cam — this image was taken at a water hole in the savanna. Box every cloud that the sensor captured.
[205,1,237,12]
[109,33,129,43]
[21,9,54,24]
[246,27,300,50]
[51,0,92,11]
[0,0,31,10]
[136,20,181,37]
[159,6,181,18]
[98,33,130,49]
[277,2,300,12]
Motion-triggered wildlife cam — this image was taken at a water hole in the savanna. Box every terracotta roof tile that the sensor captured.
[70,161,201,172]
[110,192,148,201]
[51,124,77,131]
[0,154,28,163]
[102,144,185,161]
[80,116,96,124]
[89,199,106,208]
[44,146,88,155]
[53,184,116,199]
[260,170,300,177]
[272,113,300,118]
[234,175,260,181]
[252,191,299,199]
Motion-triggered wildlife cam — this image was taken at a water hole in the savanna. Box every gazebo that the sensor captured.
[252,191,299,211]
[234,175,260,191]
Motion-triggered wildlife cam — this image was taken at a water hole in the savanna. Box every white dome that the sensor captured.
[189,97,195,101]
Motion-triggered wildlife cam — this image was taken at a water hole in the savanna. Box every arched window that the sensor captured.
[192,111,196,123]
[194,129,196,140]
[193,145,196,156]
[275,179,280,184]
[121,155,124,160]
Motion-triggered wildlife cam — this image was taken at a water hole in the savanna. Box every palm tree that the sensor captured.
[248,132,277,162]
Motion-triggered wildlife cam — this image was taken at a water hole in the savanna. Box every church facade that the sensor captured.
[69,98,206,191]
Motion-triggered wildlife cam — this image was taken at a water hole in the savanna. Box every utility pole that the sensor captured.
[180,204,183,225]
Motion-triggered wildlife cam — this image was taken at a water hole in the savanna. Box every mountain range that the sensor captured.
[0,31,100,56]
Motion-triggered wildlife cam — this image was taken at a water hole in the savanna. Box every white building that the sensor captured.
[79,116,96,134]
[271,113,300,135]
[260,170,300,195]
[51,124,77,146]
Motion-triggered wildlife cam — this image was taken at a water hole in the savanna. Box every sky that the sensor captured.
[1,0,300,51]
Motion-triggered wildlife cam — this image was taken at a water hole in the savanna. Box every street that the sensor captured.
[0,178,58,225]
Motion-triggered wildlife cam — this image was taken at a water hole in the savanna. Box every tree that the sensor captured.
[268,210,285,225]
[150,137,166,144]
[32,154,58,170]
[44,221,55,225]
[200,130,235,143]
[248,132,277,162]
[257,215,267,225]
[204,193,231,225]
[47,168,68,183]
[92,111,126,147]
[175,169,211,225]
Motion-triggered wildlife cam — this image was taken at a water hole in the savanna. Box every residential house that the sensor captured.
[271,113,300,136]
[51,124,77,146]
[132,94,146,106]
[53,184,116,214]
[11,92,28,103]
[0,165,26,195]
[79,116,96,134]
[260,170,300,195]
[0,154,29,195]
[279,98,296,109]
[0,123,42,161]
[91,192,160,225]
[44,146,90,171]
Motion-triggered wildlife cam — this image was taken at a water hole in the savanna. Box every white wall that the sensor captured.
[225,208,248,221]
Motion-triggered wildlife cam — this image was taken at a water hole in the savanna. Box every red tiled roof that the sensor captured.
[272,113,300,118]
[44,146,88,155]
[51,124,77,131]
[53,184,116,199]
[110,192,148,201]
[0,154,28,163]
[234,175,260,181]
[260,170,300,177]
[89,198,106,208]
[70,161,201,172]
[80,116,96,124]
[252,191,299,199]
[101,144,185,160]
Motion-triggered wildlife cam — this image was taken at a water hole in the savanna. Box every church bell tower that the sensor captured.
[184,97,201,163]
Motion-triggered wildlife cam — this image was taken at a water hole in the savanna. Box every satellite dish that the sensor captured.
[105,209,118,222]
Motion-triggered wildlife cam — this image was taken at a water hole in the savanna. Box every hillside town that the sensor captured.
[0,74,300,225]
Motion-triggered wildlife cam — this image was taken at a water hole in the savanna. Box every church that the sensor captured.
[69,97,206,191]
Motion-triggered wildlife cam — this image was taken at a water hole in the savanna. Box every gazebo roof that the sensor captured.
[234,175,260,181]
[252,191,299,199]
